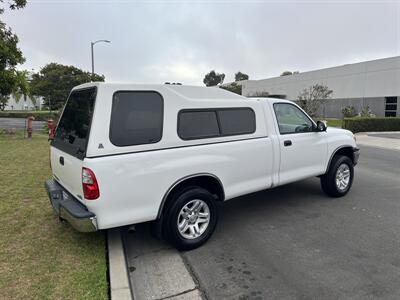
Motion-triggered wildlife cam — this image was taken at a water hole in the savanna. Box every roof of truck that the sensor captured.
[72,82,295,106]
[73,82,247,100]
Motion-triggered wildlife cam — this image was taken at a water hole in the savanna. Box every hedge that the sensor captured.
[0,111,59,121]
[343,117,400,133]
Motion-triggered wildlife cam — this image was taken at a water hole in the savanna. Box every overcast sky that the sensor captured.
[3,0,400,84]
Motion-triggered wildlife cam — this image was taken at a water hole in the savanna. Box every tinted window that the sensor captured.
[178,111,220,140]
[274,103,313,134]
[110,91,163,146]
[52,87,96,159]
[218,109,255,135]
[178,108,256,140]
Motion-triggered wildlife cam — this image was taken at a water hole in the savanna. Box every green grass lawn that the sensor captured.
[0,132,108,299]
[322,118,343,128]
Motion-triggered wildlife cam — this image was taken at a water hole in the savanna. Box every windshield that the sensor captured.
[52,87,96,159]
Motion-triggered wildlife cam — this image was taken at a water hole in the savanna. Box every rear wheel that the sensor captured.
[321,155,354,197]
[163,186,218,250]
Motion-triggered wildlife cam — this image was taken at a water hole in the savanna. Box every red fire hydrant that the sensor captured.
[47,118,55,141]
[27,116,34,138]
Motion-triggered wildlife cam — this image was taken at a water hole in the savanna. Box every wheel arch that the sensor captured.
[157,173,225,219]
[325,145,356,174]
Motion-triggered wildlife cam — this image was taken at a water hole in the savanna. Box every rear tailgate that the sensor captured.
[50,87,97,203]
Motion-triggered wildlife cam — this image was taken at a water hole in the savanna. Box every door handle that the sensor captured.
[59,156,64,165]
[284,140,292,147]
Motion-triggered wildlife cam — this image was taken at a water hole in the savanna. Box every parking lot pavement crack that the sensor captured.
[180,253,209,300]
[156,287,199,300]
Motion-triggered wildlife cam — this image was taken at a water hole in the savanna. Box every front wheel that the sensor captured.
[163,186,218,251]
[321,155,354,197]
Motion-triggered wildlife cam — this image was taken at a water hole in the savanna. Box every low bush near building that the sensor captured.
[343,117,400,133]
[0,110,59,121]
[341,106,356,118]
[358,106,376,118]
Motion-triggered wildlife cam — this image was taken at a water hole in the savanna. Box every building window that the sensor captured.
[384,97,397,117]
[385,112,396,117]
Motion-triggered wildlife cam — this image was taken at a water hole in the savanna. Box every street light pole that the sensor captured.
[90,39,111,77]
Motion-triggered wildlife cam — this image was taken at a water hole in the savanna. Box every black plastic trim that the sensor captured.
[45,179,94,219]
[325,145,358,173]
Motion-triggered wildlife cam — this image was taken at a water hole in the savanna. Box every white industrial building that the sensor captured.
[241,56,400,118]
[5,95,44,111]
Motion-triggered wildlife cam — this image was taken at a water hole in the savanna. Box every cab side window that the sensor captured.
[273,103,313,134]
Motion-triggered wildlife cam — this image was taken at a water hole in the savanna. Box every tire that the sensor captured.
[321,155,354,197]
[163,186,218,251]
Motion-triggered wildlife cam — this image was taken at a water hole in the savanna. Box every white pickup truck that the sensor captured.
[45,83,359,250]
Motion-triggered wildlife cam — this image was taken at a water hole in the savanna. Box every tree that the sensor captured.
[0,0,27,110]
[203,70,225,87]
[0,22,25,96]
[0,0,26,13]
[11,70,30,101]
[234,71,249,82]
[220,82,242,95]
[0,96,8,110]
[30,63,105,110]
[297,84,333,117]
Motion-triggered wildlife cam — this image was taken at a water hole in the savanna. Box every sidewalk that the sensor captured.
[355,132,400,151]
[123,225,204,300]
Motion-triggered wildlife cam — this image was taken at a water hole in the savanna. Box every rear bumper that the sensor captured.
[353,147,360,165]
[45,179,97,232]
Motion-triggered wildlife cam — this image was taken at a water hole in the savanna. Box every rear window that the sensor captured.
[52,87,96,159]
[110,91,163,146]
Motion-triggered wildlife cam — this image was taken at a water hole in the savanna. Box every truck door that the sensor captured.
[272,102,328,185]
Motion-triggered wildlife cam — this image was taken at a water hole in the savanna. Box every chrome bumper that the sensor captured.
[45,179,97,232]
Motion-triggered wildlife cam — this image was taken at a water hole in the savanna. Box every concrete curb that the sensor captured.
[108,228,133,300]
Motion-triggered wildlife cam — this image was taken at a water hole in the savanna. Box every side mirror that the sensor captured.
[316,120,327,132]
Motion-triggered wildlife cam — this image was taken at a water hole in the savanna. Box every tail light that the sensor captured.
[82,167,100,200]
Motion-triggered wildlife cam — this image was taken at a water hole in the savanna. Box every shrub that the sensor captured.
[358,106,375,117]
[0,110,59,121]
[341,106,356,118]
[343,117,400,133]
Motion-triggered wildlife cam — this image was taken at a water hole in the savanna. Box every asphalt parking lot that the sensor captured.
[125,145,400,300]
